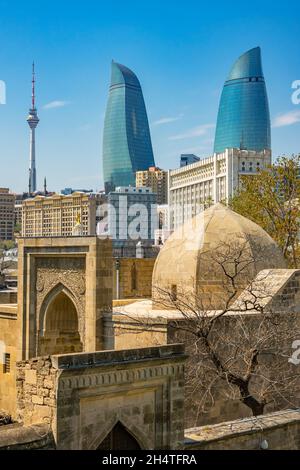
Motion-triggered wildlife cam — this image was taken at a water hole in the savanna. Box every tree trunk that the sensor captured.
[242,395,265,416]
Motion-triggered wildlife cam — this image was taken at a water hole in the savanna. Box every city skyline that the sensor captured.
[0,0,299,193]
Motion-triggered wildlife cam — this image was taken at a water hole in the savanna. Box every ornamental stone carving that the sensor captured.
[35,257,86,337]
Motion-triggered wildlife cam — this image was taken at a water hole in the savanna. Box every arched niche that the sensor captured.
[38,285,83,356]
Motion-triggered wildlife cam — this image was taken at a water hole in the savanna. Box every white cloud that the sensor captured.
[169,123,215,141]
[43,100,70,110]
[152,114,183,126]
[272,110,300,128]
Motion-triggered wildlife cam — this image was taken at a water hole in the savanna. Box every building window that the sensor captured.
[3,353,10,373]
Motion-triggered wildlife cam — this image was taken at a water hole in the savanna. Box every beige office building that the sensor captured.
[22,192,103,237]
[168,148,271,230]
[136,166,168,205]
[0,188,15,240]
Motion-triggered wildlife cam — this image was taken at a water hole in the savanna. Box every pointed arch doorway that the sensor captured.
[97,422,142,450]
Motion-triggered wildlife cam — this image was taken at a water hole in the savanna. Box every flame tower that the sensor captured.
[102,61,155,193]
[214,47,271,154]
[27,63,39,194]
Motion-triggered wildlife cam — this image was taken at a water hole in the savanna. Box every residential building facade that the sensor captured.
[136,166,168,204]
[155,204,171,246]
[0,188,15,240]
[21,192,103,237]
[103,187,158,253]
[168,148,272,230]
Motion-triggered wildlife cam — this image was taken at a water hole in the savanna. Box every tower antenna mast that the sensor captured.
[27,62,39,194]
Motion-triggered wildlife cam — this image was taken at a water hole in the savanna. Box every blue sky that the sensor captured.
[0,0,299,193]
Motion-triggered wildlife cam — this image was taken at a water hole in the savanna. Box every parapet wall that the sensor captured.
[185,410,300,450]
[2,409,300,450]
[16,344,186,450]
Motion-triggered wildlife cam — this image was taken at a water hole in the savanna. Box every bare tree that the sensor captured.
[118,237,300,426]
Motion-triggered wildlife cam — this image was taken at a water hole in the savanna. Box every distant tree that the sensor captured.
[230,154,300,267]
[14,223,21,234]
[0,240,15,251]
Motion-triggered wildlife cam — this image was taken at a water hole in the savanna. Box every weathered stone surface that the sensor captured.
[17,236,113,361]
[0,411,12,426]
[31,395,43,405]
[0,423,55,450]
[16,345,186,450]
[184,410,300,450]
[112,258,155,299]
[25,369,37,386]
[0,310,18,416]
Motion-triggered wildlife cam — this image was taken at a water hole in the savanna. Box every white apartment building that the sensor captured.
[168,148,271,230]
[155,204,171,246]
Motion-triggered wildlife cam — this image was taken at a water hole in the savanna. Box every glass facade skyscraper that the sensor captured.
[102,61,155,193]
[214,47,271,154]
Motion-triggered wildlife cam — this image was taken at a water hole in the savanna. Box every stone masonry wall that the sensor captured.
[15,345,186,450]
[112,301,300,427]
[184,410,300,450]
[0,310,18,417]
[0,423,55,450]
[113,258,155,299]
[16,356,58,426]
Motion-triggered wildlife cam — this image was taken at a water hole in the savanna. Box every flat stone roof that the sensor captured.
[184,409,300,447]
[113,299,185,319]
[49,343,186,370]
[112,299,261,321]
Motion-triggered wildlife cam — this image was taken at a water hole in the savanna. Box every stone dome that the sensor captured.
[152,203,286,309]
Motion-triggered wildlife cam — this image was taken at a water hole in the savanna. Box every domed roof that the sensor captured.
[152,204,286,309]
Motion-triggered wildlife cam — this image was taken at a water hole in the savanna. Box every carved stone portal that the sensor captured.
[35,257,86,354]
[17,237,113,360]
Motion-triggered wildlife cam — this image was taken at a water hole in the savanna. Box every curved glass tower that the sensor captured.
[214,47,271,154]
[102,61,155,193]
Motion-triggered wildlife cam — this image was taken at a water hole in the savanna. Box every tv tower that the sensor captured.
[27,62,39,194]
